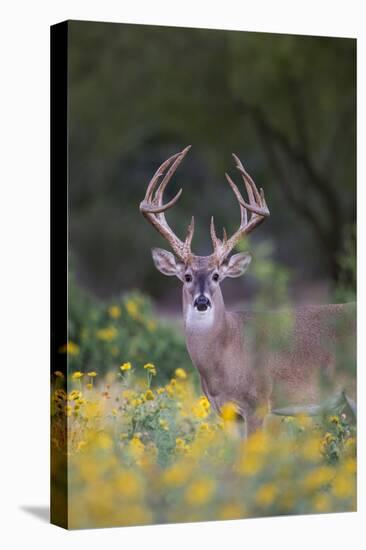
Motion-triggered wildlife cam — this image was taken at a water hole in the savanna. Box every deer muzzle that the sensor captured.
[194,294,211,312]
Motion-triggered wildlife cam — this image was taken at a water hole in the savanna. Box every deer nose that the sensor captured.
[194,294,211,311]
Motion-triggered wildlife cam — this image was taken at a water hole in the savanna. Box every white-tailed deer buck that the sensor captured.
[140,146,356,436]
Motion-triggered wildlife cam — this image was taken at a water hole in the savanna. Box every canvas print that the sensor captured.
[51,20,356,529]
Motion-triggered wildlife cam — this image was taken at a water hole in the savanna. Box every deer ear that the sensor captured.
[151,248,183,278]
[224,252,252,278]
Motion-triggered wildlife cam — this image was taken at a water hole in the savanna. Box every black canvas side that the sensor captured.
[50,20,68,530]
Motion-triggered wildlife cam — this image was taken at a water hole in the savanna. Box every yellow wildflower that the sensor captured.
[59,341,80,355]
[175,368,187,380]
[129,436,145,460]
[53,389,66,401]
[120,362,132,372]
[332,472,354,499]
[83,401,102,418]
[96,326,117,341]
[301,437,321,462]
[199,396,210,410]
[96,432,113,450]
[116,471,143,498]
[54,371,64,378]
[324,432,336,443]
[198,422,211,434]
[344,436,356,457]
[313,493,331,513]
[255,483,277,507]
[68,390,82,401]
[185,478,215,506]
[165,383,175,397]
[245,431,269,455]
[344,457,357,475]
[175,437,191,454]
[86,383,93,390]
[303,466,335,491]
[87,371,97,377]
[237,452,264,476]
[144,363,156,374]
[108,305,121,319]
[191,395,210,418]
[125,299,140,320]
[144,389,154,401]
[220,401,238,421]
[159,419,169,431]
[71,371,83,380]
[296,413,312,429]
[76,440,87,453]
[192,404,206,418]
[218,503,244,520]
[122,389,135,401]
[163,463,192,487]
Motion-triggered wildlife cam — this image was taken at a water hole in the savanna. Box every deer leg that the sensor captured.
[245,413,263,437]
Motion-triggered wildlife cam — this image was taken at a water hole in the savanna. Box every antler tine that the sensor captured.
[142,146,191,213]
[155,145,191,208]
[225,172,248,225]
[232,153,261,204]
[141,188,183,214]
[140,146,194,263]
[231,154,270,217]
[211,154,270,261]
[210,216,229,259]
[210,216,219,247]
[183,216,195,257]
[144,151,181,204]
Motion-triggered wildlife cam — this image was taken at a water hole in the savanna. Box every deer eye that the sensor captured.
[212,273,219,282]
[184,274,192,283]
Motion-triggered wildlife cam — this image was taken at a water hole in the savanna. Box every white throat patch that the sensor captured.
[185,304,215,331]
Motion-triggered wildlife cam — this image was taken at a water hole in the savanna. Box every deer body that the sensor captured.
[140,146,356,435]
[184,287,355,433]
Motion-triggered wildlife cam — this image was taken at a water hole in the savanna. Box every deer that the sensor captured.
[140,145,356,436]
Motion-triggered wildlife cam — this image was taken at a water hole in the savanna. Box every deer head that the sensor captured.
[140,146,269,315]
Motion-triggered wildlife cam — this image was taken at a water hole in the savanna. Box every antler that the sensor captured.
[139,145,195,263]
[210,154,270,262]
[141,148,269,265]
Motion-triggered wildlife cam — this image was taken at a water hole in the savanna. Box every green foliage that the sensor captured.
[67,278,191,384]
[320,414,356,465]
[238,237,291,309]
[335,223,356,302]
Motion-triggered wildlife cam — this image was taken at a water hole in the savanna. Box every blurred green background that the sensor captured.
[68,21,356,310]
